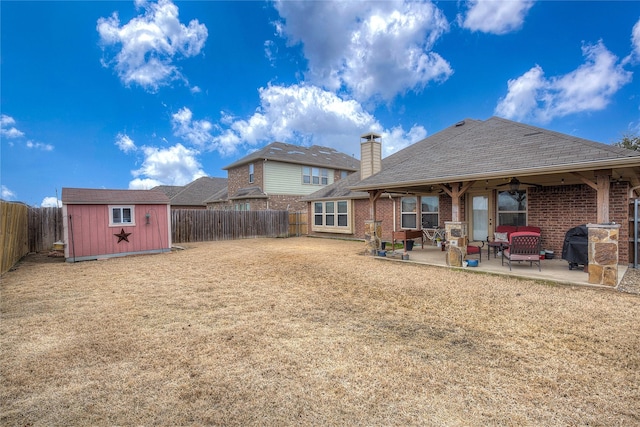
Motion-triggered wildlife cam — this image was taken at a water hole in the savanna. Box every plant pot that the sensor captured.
[381,242,387,250]
[404,240,414,251]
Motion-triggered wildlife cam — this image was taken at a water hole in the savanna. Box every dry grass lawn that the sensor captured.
[2,237,639,426]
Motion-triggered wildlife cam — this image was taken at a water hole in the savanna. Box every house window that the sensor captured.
[401,197,417,229]
[497,190,527,226]
[303,167,329,185]
[312,200,351,233]
[340,170,348,179]
[109,205,134,226]
[235,203,250,211]
[249,163,254,183]
[421,196,439,228]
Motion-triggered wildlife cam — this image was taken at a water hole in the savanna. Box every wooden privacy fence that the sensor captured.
[28,207,63,253]
[1,201,29,274]
[172,209,290,243]
[288,211,308,237]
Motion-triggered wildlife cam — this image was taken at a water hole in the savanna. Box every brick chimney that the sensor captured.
[360,132,382,180]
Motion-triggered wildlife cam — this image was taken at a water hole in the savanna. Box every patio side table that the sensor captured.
[487,241,508,259]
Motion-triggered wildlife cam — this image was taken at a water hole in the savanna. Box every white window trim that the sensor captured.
[497,190,528,226]
[303,166,329,186]
[401,196,418,229]
[312,200,353,234]
[109,205,135,227]
[420,195,439,228]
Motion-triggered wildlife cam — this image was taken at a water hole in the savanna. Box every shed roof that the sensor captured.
[223,141,360,171]
[62,188,170,204]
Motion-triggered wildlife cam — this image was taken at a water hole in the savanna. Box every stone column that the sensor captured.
[587,223,620,286]
[445,221,468,267]
[364,220,382,255]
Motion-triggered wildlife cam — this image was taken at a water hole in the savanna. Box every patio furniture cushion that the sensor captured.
[502,232,542,271]
[494,232,509,243]
[466,240,484,262]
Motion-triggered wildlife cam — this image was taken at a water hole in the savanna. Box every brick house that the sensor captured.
[303,117,640,266]
[207,141,360,212]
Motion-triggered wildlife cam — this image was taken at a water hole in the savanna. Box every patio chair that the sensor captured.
[502,232,541,271]
[466,240,484,262]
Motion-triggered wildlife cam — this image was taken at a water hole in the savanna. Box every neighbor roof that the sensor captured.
[351,116,640,191]
[152,185,184,199]
[62,188,170,204]
[223,141,360,171]
[169,177,228,207]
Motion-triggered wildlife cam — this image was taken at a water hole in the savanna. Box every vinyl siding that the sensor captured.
[264,161,335,195]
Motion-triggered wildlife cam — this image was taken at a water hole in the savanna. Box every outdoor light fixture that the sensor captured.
[145,212,151,225]
[509,178,520,192]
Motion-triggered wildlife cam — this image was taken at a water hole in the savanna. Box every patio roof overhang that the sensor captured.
[350,158,640,196]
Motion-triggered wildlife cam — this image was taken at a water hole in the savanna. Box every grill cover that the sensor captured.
[562,225,589,266]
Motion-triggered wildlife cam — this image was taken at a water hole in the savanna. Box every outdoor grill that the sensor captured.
[562,225,589,270]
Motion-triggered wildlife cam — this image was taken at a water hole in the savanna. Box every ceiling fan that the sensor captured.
[496,177,542,193]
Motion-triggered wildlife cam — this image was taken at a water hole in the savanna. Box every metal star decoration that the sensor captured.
[114,228,131,243]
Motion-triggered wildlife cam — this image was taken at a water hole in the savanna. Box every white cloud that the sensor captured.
[495,41,632,123]
[1,185,16,200]
[26,140,54,151]
[130,143,205,187]
[40,197,61,208]
[1,114,25,139]
[1,115,55,150]
[382,124,428,157]
[171,107,214,147]
[115,133,137,153]
[214,83,425,159]
[273,0,451,102]
[632,18,640,59]
[97,0,208,92]
[460,0,535,35]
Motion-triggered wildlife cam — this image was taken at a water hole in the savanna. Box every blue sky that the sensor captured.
[1,0,639,207]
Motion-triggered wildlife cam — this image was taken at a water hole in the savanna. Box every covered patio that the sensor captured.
[376,242,629,289]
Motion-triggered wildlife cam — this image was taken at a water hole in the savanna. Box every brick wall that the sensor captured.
[306,184,631,264]
[227,162,264,198]
[527,182,629,264]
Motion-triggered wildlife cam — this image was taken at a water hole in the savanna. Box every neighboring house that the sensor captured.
[154,176,228,209]
[61,188,171,262]
[206,141,360,212]
[304,118,640,266]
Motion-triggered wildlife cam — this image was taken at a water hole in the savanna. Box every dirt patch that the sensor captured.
[2,238,639,426]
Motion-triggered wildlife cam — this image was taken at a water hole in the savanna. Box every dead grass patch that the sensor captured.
[2,237,639,425]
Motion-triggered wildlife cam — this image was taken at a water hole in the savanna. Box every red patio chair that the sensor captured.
[502,232,542,271]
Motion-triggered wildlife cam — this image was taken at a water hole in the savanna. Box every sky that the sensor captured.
[1,0,640,207]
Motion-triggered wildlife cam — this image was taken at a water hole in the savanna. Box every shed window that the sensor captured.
[109,206,135,226]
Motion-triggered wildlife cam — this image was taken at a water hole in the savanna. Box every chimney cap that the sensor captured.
[360,132,381,141]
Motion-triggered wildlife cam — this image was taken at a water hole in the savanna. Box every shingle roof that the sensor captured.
[62,188,170,204]
[152,185,184,199]
[229,186,268,200]
[170,177,228,206]
[223,141,360,171]
[351,116,640,191]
